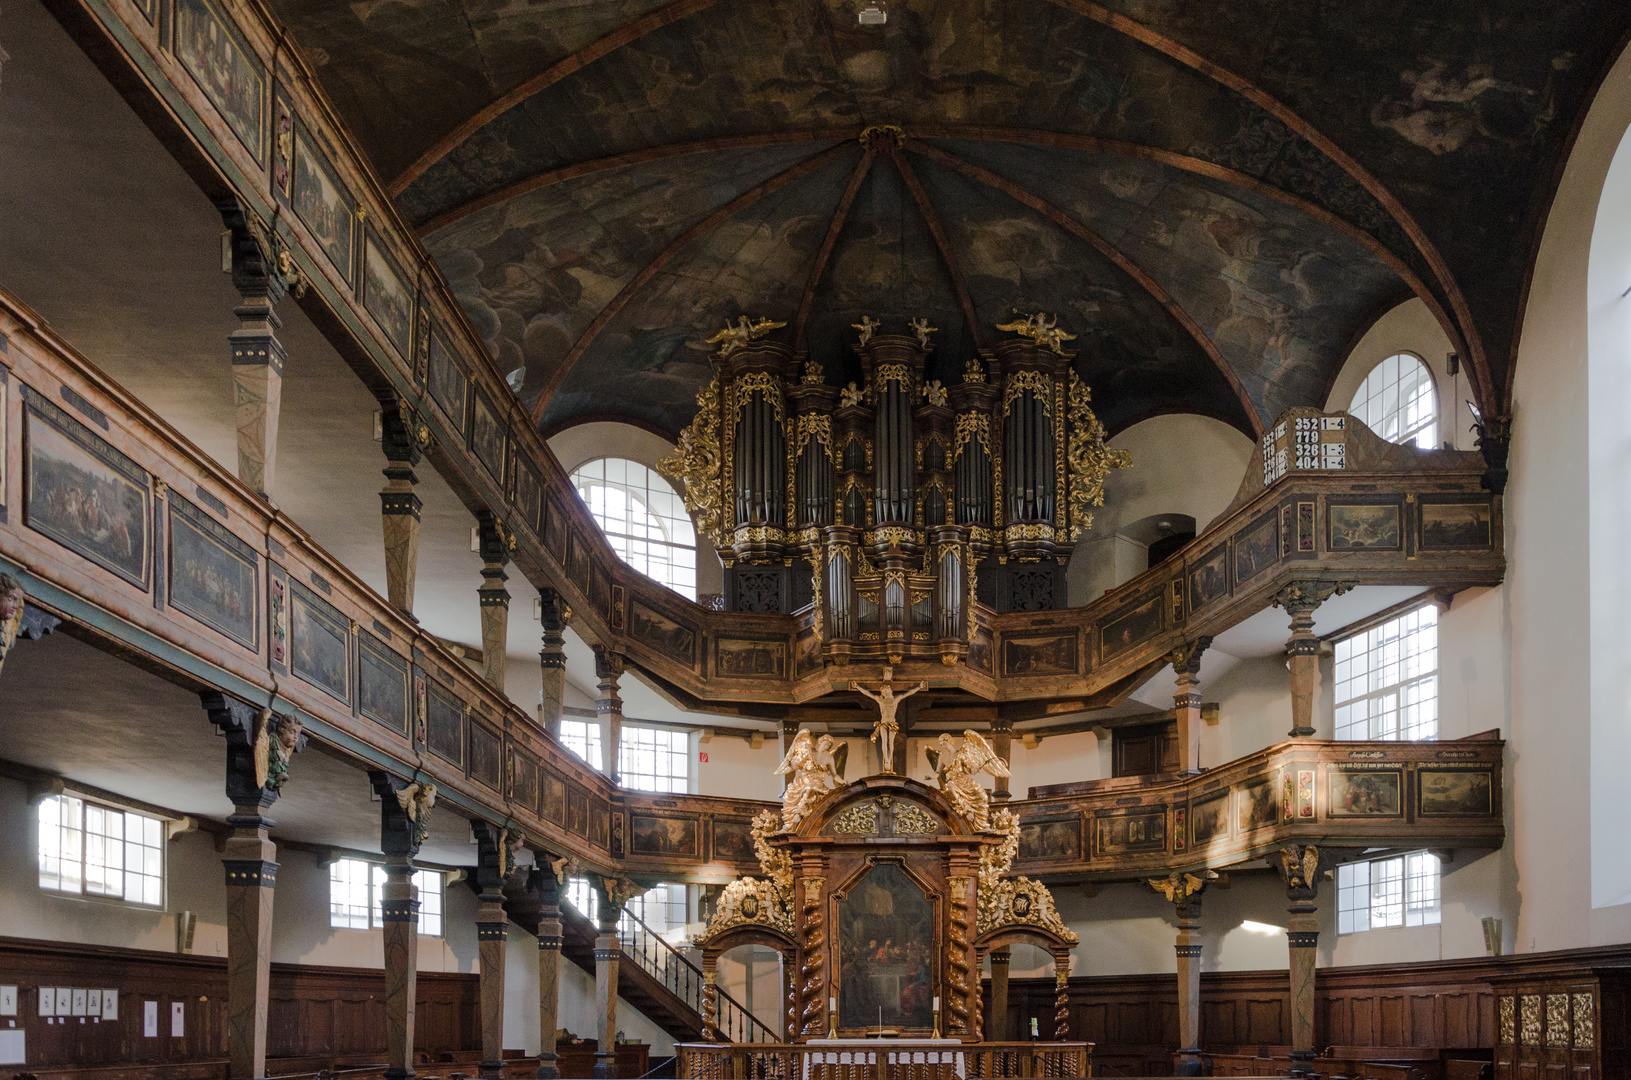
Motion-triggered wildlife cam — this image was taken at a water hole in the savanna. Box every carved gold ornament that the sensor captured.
[1573,992,1594,1049]
[976,876,1078,944]
[1147,871,1216,903]
[695,808,798,945]
[733,372,786,422]
[1065,372,1131,541]
[1275,845,1322,891]
[656,376,724,544]
[253,712,302,793]
[996,311,1076,355]
[859,124,904,149]
[1499,996,1515,1044]
[801,358,826,385]
[1520,995,1541,1045]
[893,803,939,835]
[395,781,439,848]
[963,357,988,384]
[601,875,643,911]
[1546,994,1570,1048]
[831,800,879,834]
[774,731,844,832]
[875,362,912,389]
[1001,370,1054,415]
[703,316,785,356]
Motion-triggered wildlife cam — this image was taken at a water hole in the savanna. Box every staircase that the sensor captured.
[502,877,778,1044]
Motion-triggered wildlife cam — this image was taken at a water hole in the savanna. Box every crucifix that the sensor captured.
[851,666,926,774]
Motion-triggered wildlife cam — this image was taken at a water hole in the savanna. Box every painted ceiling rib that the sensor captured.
[906,139,1264,438]
[414,129,858,238]
[792,146,877,349]
[909,125,1455,361]
[387,0,727,197]
[529,142,856,424]
[887,146,987,355]
[1043,0,1490,411]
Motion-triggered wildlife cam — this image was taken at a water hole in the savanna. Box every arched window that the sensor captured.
[570,458,697,600]
[1348,353,1438,449]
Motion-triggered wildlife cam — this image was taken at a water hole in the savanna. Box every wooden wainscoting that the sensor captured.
[0,936,478,1074]
[999,945,1631,1076]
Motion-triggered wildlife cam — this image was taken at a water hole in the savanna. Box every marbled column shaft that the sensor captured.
[1174,897,1204,1076]
[593,924,621,1077]
[478,891,508,1080]
[1287,902,1320,1076]
[381,465,422,615]
[989,948,1010,1040]
[231,313,284,498]
[535,871,563,1080]
[594,648,624,785]
[222,815,276,1080]
[477,512,511,691]
[381,859,420,1080]
[539,589,567,739]
[1171,638,1211,774]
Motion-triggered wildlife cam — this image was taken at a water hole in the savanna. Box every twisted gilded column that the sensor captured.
[202,692,305,1080]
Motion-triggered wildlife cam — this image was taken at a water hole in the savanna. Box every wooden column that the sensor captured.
[988,716,1013,1039]
[202,692,304,1080]
[472,821,514,1080]
[1275,582,1347,738]
[1051,950,1071,1041]
[1276,845,1324,1078]
[1169,637,1212,774]
[476,513,511,691]
[217,199,289,499]
[531,865,564,1080]
[701,954,719,1041]
[539,589,568,739]
[988,948,1010,1041]
[593,647,624,785]
[371,772,433,1080]
[378,399,424,616]
[592,877,633,1077]
[1173,895,1204,1075]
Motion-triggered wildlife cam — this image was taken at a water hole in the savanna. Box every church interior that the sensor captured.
[0,0,1628,1077]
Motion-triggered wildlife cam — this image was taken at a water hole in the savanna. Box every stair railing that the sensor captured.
[617,909,780,1043]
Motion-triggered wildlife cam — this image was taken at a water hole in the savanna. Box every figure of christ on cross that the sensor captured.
[851,666,927,774]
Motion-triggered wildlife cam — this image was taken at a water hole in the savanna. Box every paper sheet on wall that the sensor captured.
[0,1030,23,1065]
[170,1001,184,1038]
[101,990,117,1021]
[35,989,52,1018]
[143,1000,157,1038]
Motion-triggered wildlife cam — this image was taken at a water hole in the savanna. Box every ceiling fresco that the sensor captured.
[267,0,1631,437]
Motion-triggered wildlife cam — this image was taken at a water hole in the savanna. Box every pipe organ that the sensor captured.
[659,317,1129,666]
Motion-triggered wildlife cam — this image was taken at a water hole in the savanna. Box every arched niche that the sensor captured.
[698,925,796,1043]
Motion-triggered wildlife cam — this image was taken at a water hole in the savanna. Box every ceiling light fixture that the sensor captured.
[858,1,887,26]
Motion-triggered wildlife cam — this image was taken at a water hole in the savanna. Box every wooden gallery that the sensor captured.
[0,0,1627,1078]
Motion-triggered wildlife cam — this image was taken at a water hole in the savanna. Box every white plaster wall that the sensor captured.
[1324,299,1470,452]
[1068,414,1256,604]
[695,734,786,802]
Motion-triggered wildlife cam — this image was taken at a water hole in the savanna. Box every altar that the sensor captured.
[688,730,1085,1071]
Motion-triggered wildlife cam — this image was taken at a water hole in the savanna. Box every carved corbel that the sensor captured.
[1274,844,1324,901]
[370,771,437,857]
[1147,870,1216,905]
[201,692,307,811]
[1470,405,1512,495]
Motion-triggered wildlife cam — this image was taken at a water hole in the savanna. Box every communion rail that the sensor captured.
[675,1042,1091,1079]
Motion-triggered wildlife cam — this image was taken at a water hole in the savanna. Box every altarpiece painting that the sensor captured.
[837,863,935,1031]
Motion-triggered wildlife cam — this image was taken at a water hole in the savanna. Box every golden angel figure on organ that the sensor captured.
[773,730,847,830]
[851,666,926,774]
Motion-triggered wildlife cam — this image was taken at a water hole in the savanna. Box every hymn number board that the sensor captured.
[1262,416,1346,485]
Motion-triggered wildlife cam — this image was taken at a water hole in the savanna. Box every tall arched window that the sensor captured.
[1348,353,1438,449]
[570,458,697,600]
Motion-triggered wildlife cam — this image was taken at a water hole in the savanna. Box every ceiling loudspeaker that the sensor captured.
[858,2,887,26]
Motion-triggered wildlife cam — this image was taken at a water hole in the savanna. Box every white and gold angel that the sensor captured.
[927,729,1010,831]
[703,316,785,357]
[852,315,881,346]
[996,310,1076,356]
[773,730,847,831]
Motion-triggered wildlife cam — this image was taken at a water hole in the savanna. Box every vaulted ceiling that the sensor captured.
[267,0,1628,440]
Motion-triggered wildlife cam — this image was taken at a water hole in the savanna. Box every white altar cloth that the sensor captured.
[802,1039,966,1079]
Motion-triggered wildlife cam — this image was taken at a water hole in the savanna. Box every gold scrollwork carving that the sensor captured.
[868,526,918,549]
[1573,992,1594,1049]
[704,316,785,356]
[733,372,786,422]
[1003,522,1055,542]
[892,803,939,835]
[794,413,838,465]
[963,356,988,384]
[976,876,1079,944]
[1002,370,1054,415]
[1499,996,1515,1045]
[1065,371,1131,541]
[656,376,724,544]
[831,800,878,834]
[951,412,991,463]
[1520,994,1541,1046]
[996,311,1075,355]
[875,362,913,390]
[1546,994,1570,1047]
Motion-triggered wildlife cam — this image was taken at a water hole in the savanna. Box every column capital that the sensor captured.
[378,393,427,469]
[371,771,437,858]
[476,510,514,569]
[1275,844,1325,902]
[216,197,300,304]
[539,588,570,637]
[1273,579,1353,619]
[592,875,640,933]
[1168,635,1213,678]
[593,645,626,684]
[472,819,521,896]
[201,691,305,812]
[1148,870,1215,908]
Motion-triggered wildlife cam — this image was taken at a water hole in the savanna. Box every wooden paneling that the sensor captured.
[1003,945,1631,1073]
[0,936,477,1072]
